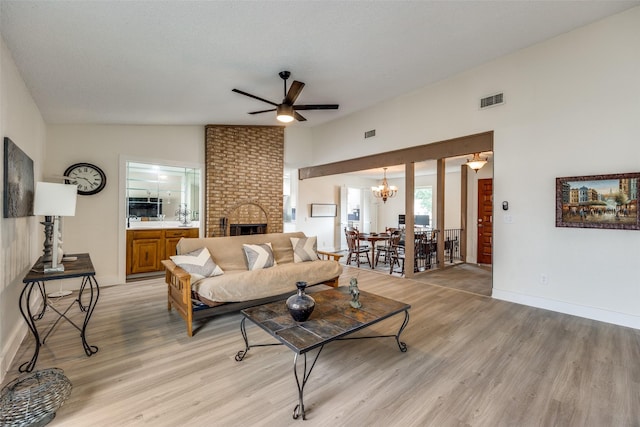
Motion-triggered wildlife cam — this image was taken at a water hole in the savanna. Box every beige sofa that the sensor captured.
[161,231,343,336]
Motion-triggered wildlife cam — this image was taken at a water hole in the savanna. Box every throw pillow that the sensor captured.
[243,243,277,270]
[290,236,318,263]
[170,247,224,280]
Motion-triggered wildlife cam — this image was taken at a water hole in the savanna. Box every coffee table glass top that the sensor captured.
[241,287,410,354]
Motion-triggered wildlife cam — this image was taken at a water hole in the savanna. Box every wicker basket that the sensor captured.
[0,368,72,427]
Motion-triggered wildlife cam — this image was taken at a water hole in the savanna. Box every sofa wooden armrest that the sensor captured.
[161,259,196,336]
[317,250,343,261]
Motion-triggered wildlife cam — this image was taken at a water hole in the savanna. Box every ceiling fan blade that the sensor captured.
[232,88,278,107]
[294,112,307,122]
[293,104,339,110]
[284,81,305,105]
[248,108,276,115]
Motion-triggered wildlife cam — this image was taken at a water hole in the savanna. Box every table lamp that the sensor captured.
[33,182,77,274]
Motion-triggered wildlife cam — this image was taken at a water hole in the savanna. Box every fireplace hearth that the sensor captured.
[229,223,267,236]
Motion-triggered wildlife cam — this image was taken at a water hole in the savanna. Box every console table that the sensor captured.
[19,253,100,372]
[235,287,410,420]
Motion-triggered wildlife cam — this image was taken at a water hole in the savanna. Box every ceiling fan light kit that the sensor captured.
[276,104,294,123]
[233,71,339,123]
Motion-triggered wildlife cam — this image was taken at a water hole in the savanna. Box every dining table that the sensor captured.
[357,232,390,269]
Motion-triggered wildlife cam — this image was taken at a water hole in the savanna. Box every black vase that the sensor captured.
[286,281,315,322]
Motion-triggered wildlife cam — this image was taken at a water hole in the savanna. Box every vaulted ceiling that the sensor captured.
[2,1,637,127]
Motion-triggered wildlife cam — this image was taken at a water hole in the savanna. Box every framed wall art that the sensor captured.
[310,203,337,218]
[556,172,640,230]
[3,137,35,218]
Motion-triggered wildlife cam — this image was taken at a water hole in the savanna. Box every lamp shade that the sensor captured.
[466,153,488,172]
[34,182,77,216]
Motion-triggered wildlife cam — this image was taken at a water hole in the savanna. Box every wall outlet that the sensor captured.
[540,274,549,285]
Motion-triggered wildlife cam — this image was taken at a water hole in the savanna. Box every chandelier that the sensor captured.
[371,167,398,203]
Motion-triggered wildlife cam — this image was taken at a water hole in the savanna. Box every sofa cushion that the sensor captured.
[290,236,318,262]
[170,247,223,281]
[243,243,277,270]
[193,260,343,304]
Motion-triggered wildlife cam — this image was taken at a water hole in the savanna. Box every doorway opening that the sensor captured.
[122,159,203,282]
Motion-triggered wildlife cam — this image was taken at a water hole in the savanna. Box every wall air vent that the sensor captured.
[480,93,504,109]
[364,129,376,139]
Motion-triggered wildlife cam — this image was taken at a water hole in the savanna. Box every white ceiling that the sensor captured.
[1,1,638,128]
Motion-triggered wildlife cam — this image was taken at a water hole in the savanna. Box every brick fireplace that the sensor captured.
[205,125,284,237]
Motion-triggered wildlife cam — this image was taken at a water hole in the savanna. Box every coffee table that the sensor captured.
[235,286,410,420]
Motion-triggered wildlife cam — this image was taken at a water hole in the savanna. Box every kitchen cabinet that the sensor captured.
[164,228,199,259]
[126,228,199,276]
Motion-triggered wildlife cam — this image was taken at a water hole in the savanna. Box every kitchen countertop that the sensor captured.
[127,221,200,230]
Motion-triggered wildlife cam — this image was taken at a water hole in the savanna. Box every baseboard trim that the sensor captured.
[0,317,29,384]
[492,289,640,330]
[1,294,43,383]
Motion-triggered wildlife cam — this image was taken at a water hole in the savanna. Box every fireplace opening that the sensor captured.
[229,223,267,236]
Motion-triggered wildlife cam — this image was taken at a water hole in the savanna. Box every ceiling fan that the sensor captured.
[232,71,339,123]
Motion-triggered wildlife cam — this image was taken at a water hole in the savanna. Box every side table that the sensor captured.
[19,253,100,373]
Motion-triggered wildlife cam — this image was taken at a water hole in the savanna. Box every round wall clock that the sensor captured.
[64,162,107,195]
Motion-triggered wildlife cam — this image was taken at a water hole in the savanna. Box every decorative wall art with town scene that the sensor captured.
[556,172,640,230]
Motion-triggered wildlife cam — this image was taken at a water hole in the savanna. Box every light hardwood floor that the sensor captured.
[412,263,493,296]
[4,266,639,426]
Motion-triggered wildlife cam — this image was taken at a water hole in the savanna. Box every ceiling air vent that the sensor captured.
[480,93,504,109]
[364,129,376,139]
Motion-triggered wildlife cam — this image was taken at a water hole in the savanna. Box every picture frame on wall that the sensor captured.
[3,137,35,218]
[556,172,640,230]
[310,203,337,218]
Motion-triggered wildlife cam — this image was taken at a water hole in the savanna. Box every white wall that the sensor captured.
[45,125,204,284]
[300,7,640,328]
[0,37,47,381]
[284,126,313,168]
[295,174,380,251]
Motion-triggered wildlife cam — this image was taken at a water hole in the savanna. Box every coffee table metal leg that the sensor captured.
[235,318,285,362]
[395,310,410,352]
[292,345,324,420]
[235,318,249,361]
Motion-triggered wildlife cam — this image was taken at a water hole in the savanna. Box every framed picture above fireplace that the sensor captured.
[310,203,337,218]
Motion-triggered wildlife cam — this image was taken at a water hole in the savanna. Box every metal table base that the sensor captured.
[19,253,99,373]
[235,290,410,421]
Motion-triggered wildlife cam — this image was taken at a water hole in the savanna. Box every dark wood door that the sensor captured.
[477,178,493,265]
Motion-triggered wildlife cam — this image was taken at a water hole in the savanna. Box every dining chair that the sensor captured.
[414,232,426,271]
[425,230,439,269]
[375,230,401,267]
[389,234,424,276]
[344,229,371,268]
